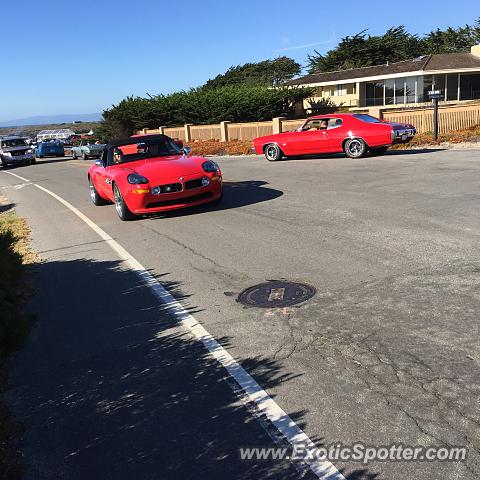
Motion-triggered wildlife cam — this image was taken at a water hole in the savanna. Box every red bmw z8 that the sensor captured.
[87,135,223,221]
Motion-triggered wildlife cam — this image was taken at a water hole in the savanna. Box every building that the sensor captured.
[284,45,480,113]
[37,129,76,142]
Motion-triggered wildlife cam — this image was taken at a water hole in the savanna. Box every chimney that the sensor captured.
[471,44,480,57]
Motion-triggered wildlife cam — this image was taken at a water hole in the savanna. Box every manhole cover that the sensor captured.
[237,280,316,308]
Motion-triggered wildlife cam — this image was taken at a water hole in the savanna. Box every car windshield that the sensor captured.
[2,138,28,147]
[108,137,182,165]
[353,114,382,123]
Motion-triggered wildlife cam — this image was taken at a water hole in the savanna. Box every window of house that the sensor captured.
[346,83,356,95]
[395,78,405,104]
[421,75,433,103]
[433,75,446,100]
[325,87,334,97]
[405,77,416,103]
[337,84,346,96]
[365,81,384,106]
[446,74,459,101]
[385,79,395,105]
[460,74,480,100]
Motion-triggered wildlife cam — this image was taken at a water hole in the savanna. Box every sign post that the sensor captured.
[428,90,443,142]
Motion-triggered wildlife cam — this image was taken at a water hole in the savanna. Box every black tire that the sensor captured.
[264,143,283,162]
[369,146,389,156]
[344,138,367,159]
[82,152,88,160]
[89,177,108,206]
[113,184,136,221]
[72,150,77,159]
[30,158,37,165]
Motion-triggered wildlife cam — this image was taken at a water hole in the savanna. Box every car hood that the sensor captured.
[109,155,205,182]
[1,146,30,153]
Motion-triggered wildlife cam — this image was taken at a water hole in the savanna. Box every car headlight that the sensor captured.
[2,152,11,157]
[202,160,219,173]
[27,149,34,154]
[127,173,149,184]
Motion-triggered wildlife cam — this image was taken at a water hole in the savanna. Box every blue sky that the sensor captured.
[0,0,476,121]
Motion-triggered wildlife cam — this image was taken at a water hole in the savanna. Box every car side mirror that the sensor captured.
[183,146,192,156]
[96,152,107,167]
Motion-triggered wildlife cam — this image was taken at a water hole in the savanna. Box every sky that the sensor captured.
[0,0,477,122]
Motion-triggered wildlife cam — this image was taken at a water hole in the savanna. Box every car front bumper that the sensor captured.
[2,154,35,164]
[125,176,223,214]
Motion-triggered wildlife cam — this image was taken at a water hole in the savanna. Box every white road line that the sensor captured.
[2,170,345,480]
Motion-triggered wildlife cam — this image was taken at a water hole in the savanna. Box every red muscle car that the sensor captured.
[252,113,416,161]
[87,135,223,221]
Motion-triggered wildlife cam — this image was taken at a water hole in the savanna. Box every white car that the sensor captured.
[0,136,36,168]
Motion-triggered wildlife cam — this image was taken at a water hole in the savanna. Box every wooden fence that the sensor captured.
[383,103,480,134]
[139,103,480,141]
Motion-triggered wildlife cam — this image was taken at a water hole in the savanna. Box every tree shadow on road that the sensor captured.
[282,148,447,162]
[5,257,380,480]
[0,202,15,213]
[383,148,447,155]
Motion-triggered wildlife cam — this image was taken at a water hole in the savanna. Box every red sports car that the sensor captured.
[87,135,223,221]
[252,113,416,161]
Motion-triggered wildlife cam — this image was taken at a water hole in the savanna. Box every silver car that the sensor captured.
[71,140,106,160]
[0,136,36,168]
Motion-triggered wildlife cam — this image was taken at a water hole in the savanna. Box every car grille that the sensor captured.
[146,192,213,209]
[184,178,204,190]
[152,182,183,194]
[11,150,28,156]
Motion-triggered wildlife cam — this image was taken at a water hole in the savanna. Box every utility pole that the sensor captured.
[428,90,443,142]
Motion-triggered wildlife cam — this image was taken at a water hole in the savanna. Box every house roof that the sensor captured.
[284,52,480,86]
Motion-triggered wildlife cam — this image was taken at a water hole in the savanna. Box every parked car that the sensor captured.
[252,113,416,161]
[72,139,106,159]
[87,135,223,221]
[36,140,65,158]
[0,136,36,168]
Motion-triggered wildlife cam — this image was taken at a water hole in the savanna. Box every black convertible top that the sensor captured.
[107,134,169,149]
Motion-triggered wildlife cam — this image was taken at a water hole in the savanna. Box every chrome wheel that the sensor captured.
[89,181,96,202]
[344,138,367,158]
[348,140,362,155]
[114,186,124,217]
[264,143,282,161]
[89,178,107,206]
[112,185,135,220]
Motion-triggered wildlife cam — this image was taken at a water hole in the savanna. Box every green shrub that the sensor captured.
[101,85,314,140]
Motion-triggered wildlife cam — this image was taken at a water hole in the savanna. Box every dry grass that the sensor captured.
[0,212,39,266]
[188,139,252,156]
[0,196,38,480]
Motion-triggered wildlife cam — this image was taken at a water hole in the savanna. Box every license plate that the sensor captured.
[401,134,407,141]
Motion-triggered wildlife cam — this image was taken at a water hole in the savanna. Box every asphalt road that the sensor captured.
[1,149,480,479]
